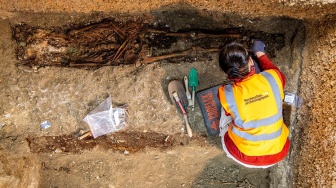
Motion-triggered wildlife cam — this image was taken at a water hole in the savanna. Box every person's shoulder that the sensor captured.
[219,82,233,88]
[218,84,225,92]
[218,83,234,96]
[261,69,285,85]
[262,69,281,76]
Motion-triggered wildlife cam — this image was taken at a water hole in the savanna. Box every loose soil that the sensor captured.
[0,5,334,188]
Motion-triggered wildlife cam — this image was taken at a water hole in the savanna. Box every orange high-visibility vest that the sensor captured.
[218,69,289,156]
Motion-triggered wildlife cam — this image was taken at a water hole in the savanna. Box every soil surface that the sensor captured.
[293,19,336,188]
[0,2,335,188]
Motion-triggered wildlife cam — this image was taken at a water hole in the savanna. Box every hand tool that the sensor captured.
[188,67,199,111]
[168,80,188,110]
[172,91,192,137]
[184,76,193,106]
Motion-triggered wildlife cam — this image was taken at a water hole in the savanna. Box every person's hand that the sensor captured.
[252,40,265,54]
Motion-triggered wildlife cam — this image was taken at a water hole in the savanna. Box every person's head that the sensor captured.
[218,42,254,79]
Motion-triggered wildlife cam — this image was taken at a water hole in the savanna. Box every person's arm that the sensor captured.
[256,52,279,70]
[253,42,286,88]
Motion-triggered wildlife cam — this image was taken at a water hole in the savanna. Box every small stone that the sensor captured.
[0,123,5,128]
[32,66,38,72]
[40,121,51,129]
[54,148,62,153]
[190,32,196,38]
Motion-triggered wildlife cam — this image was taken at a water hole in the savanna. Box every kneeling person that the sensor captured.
[217,40,290,168]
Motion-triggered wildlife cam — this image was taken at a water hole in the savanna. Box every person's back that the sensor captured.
[217,41,290,168]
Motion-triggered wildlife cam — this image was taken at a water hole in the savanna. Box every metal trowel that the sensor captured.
[188,68,199,111]
[168,80,192,137]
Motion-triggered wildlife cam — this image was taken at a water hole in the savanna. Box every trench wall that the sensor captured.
[0,0,336,20]
[294,18,336,187]
[0,1,335,187]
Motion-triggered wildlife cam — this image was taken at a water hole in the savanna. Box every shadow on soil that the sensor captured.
[192,155,270,188]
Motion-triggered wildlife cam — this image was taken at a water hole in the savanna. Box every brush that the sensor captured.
[172,91,193,137]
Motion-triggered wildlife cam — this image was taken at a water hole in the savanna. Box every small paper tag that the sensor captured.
[284,94,295,104]
[114,110,120,125]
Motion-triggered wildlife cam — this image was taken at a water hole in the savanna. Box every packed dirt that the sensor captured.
[0,1,335,188]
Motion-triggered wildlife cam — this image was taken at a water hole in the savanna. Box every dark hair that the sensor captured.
[218,42,251,79]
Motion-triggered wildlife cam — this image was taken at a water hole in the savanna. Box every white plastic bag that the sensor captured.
[83,96,128,138]
[219,107,232,137]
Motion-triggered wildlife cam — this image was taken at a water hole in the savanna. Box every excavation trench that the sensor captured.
[3,10,305,188]
[13,19,285,68]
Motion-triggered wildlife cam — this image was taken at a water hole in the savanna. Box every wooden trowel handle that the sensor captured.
[184,114,193,137]
[172,91,192,137]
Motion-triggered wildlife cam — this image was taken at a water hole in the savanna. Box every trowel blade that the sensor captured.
[168,80,188,113]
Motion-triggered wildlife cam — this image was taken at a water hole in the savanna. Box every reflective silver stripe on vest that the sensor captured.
[231,125,283,141]
[224,85,244,127]
[224,71,282,132]
[260,71,282,110]
[243,72,283,129]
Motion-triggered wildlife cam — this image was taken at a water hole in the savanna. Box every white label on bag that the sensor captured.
[284,94,295,103]
[114,110,120,125]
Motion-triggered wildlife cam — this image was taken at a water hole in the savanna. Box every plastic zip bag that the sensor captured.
[83,96,128,138]
[284,92,303,108]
